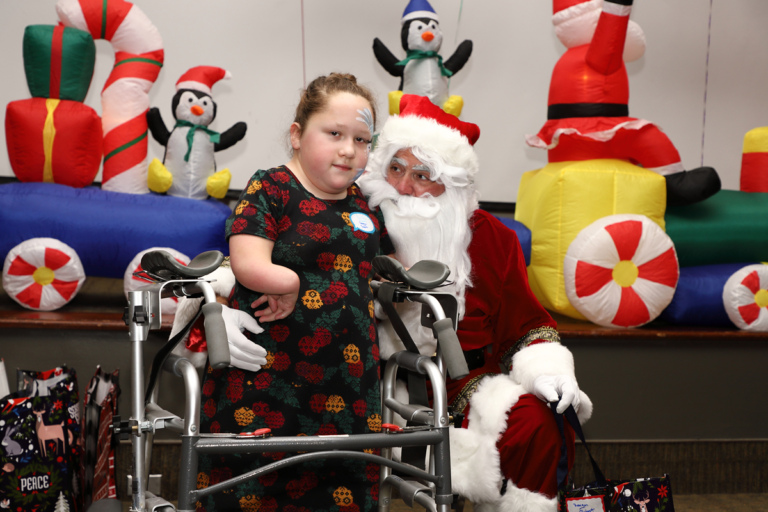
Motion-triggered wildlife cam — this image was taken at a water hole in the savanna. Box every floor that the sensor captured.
[119,493,768,511]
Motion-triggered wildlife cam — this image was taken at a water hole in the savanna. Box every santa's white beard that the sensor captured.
[360,173,475,359]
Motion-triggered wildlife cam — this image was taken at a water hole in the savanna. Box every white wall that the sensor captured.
[2,0,767,203]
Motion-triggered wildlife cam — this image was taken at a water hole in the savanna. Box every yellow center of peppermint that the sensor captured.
[33,266,55,286]
[755,289,768,308]
[612,260,638,288]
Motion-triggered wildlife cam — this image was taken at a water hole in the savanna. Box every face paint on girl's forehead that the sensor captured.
[356,108,374,158]
[356,108,374,136]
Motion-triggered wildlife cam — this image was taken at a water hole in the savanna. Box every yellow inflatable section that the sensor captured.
[515,159,667,319]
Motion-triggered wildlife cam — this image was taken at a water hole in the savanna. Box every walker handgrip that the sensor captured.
[202,302,230,370]
[433,318,469,380]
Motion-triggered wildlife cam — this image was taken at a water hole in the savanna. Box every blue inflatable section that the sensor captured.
[659,262,752,328]
[0,182,231,278]
[495,215,532,266]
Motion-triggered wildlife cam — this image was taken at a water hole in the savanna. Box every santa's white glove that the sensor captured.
[531,374,581,414]
[221,305,267,372]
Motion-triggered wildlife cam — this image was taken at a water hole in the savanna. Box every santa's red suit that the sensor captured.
[360,94,593,512]
[527,0,686,176]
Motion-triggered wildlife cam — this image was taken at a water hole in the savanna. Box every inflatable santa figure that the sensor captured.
[526,0,720,206]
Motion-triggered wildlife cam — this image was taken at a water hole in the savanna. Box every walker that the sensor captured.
[86,249,467,512]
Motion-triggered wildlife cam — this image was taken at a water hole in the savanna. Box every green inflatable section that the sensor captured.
[665,189,768,267]
[23,25,95,102]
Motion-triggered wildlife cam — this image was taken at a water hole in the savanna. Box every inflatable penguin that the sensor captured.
[373,0,472,117]
[526,0,720,207]
[146,66,246,200]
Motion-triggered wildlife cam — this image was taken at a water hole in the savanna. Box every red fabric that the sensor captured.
[102,111,149,182]
[50,25,64,98]
[6,98,102,187]
[81,0,132,41]
[614,287,649,327]
[605,219,642,260]
[548,45,629,108]
[740,152,768,192]
[540,120,682,169]
[495,394,575,499]
[186,317,208,353]
[399,94,480,145]
[535,4,684,170]
[446,210,557,403]
[638,248,679,288]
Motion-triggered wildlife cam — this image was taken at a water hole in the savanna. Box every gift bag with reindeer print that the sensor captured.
[553,405,675,512]
[0,366,81,512]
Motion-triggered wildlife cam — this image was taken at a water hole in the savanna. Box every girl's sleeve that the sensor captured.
[226,171,282,242]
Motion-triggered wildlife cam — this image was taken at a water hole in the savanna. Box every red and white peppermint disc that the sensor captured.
[564,214,679,328]
[123,247,190,315]
[2,238,85,311]
[722,264,768,331]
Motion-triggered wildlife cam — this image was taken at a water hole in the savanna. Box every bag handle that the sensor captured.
[550,402,607,489]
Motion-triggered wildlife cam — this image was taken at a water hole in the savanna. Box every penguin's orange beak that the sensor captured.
[422,31,434,42]
[190,105,204,116]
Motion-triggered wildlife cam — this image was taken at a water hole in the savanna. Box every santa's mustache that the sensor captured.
[362,175,444,219]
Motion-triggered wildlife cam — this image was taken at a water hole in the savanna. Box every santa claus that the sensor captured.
[527,0,720,207]
[359,94,593,512]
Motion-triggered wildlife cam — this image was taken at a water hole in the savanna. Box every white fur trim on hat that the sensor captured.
[368,114,479,187]
[403,10,438,23]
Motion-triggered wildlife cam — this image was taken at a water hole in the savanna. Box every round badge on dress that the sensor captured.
[350,212,375,233]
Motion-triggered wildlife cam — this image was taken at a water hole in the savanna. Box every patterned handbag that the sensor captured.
[553,404,675,512]
[0,366,82,511]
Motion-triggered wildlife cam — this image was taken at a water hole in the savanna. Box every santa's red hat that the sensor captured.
[368,95,480,187]
[176,66,231,95]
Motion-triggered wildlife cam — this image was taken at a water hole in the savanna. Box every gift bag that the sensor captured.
[0,366,82,511]
[553,404,675,512]
[81,366,120,510]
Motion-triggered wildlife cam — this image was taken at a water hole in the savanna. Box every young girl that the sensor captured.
[196,73,394,512]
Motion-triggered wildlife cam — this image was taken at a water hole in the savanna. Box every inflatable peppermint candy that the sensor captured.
[564,214,679,328]
[2,238,85,311]
[124,247,190,316]
[722,264,768,331]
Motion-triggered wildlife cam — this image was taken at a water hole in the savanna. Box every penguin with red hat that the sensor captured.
[373,0,472,117]
[147,65,247,200]
[527,0,721,207]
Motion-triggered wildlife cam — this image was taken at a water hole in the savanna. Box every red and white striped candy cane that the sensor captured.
[57,0,164,194]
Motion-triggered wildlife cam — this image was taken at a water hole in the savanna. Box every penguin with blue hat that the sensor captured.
[373,0,473,117]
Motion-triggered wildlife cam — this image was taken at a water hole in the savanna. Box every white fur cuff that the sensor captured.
[511,343,575,393]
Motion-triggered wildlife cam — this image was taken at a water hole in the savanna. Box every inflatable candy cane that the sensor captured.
[56,0,164,194]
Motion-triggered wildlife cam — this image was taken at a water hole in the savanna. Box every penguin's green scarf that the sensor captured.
[175,120,221,162]
[396,50,453,77]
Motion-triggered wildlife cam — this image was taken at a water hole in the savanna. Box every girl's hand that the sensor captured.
[251,291,298,322]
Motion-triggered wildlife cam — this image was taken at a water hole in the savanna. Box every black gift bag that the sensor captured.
[553,404,675,512]
[0,366,82,511]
